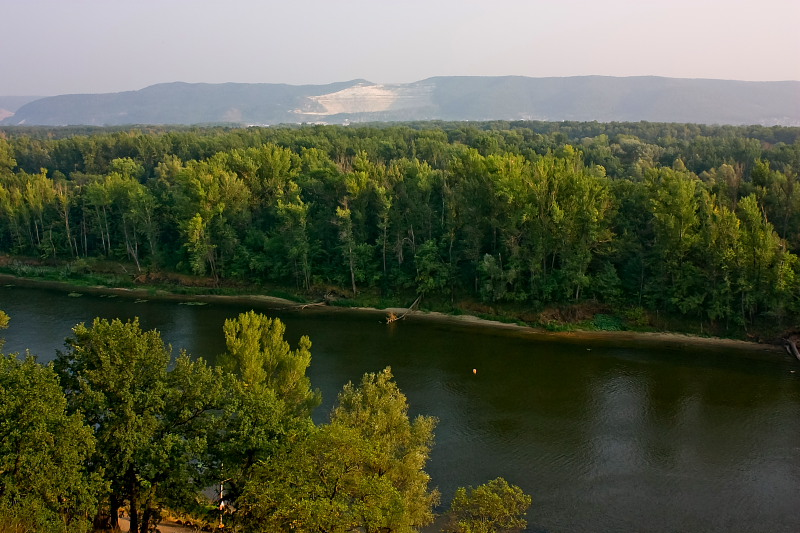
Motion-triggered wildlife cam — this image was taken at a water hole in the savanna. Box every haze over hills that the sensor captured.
[0,95,46,122]
[2,76,798,127]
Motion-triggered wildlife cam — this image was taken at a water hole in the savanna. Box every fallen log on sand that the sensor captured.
[783,336,800,362]
[299,301,328,310]
[386,295,422,324]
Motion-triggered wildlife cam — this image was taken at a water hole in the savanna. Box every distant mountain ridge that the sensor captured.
[3,76,798,126]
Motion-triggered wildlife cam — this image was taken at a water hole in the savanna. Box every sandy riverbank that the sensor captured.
[117,516,197,533]
[0,273,789,356]
[350,304,785,354]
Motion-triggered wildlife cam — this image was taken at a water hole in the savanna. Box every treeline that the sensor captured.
[1,121,799,332]
[0,310,531,533]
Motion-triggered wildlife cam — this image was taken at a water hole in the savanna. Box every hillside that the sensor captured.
[0,95,46,122]
[2,76,798,126]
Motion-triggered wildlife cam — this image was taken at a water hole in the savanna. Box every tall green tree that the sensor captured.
[735,194,797,324]
[275,184,314,290]
[171,156,251,279]
[699,196,741,325]
[216,312,320,510]
[646,167,704,313]
[219,311,320,415]
[329,367,439,532]
[240,367,438,533]
[54,318,225,533]
[492,148,612,303]
[1,352,100,533]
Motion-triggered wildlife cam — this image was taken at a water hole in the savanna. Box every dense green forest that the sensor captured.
[1,121,799,336]
[0,309,530,533]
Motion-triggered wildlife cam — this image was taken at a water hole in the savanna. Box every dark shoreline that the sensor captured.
[1,273,788,358]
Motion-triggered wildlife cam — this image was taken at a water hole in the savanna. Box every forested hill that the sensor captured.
[3,76,799,127]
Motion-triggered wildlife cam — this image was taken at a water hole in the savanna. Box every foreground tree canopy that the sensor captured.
[0,354,99,533]
[240,368,439,533]
[1,309,525,533]
[1,121,798,334]
[54,317,226,532]
[445,477,532,533]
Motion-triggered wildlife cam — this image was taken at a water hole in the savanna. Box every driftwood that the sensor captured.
[299,301,327,310]
[256,300,328,312]
[784,336,800,363]
[386,295,422,324]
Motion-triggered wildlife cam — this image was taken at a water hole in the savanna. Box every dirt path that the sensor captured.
[117,517,199,532]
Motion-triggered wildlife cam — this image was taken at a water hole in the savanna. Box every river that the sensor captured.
[1,283,799,532]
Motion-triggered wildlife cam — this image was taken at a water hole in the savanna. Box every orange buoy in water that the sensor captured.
[472,368,477,374]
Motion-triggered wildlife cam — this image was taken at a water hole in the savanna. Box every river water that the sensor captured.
[1,283,799,532]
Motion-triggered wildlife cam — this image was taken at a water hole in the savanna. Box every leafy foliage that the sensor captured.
[54,318,226,533]
[215,312,320,511]
[445,477,532,533]
[220,311,319,415]
[0,354,100,532]
[239,367,439,533]
[1,121,800,330]
[0,310,8,349]
[1,303,537,533]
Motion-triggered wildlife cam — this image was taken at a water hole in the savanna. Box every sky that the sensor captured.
[2,0,798,96]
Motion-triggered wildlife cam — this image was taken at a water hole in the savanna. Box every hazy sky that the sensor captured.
[2,0,798,96]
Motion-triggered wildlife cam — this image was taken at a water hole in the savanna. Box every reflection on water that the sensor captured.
[2,284,799,532]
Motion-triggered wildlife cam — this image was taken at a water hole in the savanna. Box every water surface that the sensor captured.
[2,284,798,532]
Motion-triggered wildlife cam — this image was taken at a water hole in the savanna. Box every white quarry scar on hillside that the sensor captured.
[296,83,434,115]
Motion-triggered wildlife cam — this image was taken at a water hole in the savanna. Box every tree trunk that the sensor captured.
[302,255,311,291]
[109,494,121,531]
[129,502,139,533]
[140,504,153,533]
[61,203,76,257]
[382,223,388,278]
[102,205,112,256]
[81,210,89,256]
[128,469,139,533]
[123,219,141,272]
[348,243,357,296]
[33,218,41,247]
[95,206,107,256]
[48,229,57,257]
